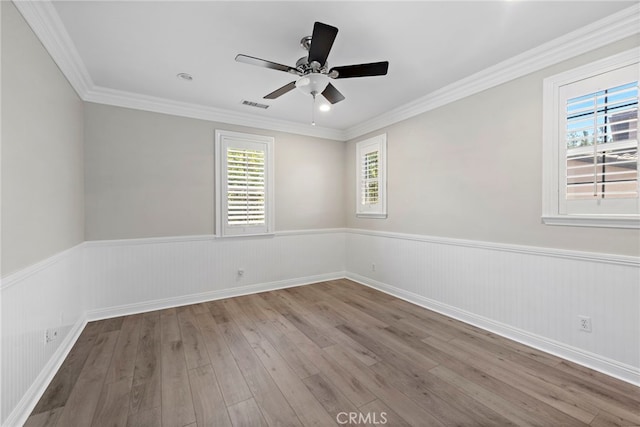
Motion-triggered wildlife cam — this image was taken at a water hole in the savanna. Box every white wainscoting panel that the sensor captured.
[345,229,640,385]
[1,244,85,427]
[83,230,347,319]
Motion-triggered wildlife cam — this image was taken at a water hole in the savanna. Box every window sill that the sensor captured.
[542,215,640,229]
[356,213,388,219]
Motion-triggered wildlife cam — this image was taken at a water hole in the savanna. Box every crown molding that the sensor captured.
[343,4,640,141]
[14,1,640,142]
[84,86,346,141]
[12,0,92,98]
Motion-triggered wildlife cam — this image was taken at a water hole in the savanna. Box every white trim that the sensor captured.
[0,243,84,288]
[81,229,346,247]
[346,272,640,387]
[356,134,387,218]
[215,129,275,237]
[2,318,87,427]
[84,88,344,141]
[16,2,640,142]
[542,215,640,229]
[85,272,345,321]
[347,228,640,267]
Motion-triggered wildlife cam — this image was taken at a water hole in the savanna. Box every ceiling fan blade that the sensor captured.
[236,54,298,74]
[264,81,297,99]
[321,83,345,104]
[308,22,338,66]
[330,61,389,79]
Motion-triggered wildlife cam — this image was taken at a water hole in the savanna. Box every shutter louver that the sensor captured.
[361,150,379,205]
[565,81,638,200]
[226,148,266,225]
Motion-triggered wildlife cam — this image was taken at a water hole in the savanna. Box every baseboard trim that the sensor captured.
[86,271,346,321]
[3,317,87,427]
[346,272,640,387]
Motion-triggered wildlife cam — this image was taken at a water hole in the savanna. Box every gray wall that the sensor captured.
[1,1,85,275]
[83,103,345,240]
[346,36,640,257]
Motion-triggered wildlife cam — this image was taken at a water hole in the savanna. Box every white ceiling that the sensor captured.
[39,1,638,135]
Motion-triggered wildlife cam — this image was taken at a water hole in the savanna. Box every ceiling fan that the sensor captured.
[235,21,389,124]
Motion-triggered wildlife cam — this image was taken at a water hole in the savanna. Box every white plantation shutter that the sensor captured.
[565,81,638,200]
[215,130,274,236]
[361,150,379,205]
[226,148,266,225]
[356,134,387,218]
[558,62,639,216]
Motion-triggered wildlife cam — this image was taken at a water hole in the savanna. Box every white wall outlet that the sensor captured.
[45,328,60,344]
[578,315,592,333]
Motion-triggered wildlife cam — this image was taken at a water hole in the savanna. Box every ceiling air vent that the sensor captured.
[242,100,270,109]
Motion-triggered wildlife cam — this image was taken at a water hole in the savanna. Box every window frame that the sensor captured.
[542,48,639,229]
[356,133,387,219]
[215,129,275,237]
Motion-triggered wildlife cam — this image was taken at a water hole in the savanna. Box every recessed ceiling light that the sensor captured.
[176,73,193,81]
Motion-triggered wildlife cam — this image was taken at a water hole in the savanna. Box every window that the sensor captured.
[356,134,387,218]
[215,130,274,236]
[542,49,639,228]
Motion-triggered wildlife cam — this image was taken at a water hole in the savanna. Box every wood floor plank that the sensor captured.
[335,323,438,374]
[91,376,132,427]
[206,300,232,324]
[194,312,253,406]
[425,336,597,424]
[188,364,232,427]
[99,317,125,333]
[220,319,302,427]
[239,323,337,426]
[177,305,210,369]
[130,312,161,413]
[323,344,446,427]
[160,308,196,427]
[440,336,601,424]
[266,315,377,407]
[358,399,410,427]
[55,331,120,427]
[369,359,515,426]
[270,290,382,367]
[105,315,142,384]
[302,374,359,423]
[428,364,572,427]
[24,407,64,427]
[125,407,161,427]
[227,398,268,427]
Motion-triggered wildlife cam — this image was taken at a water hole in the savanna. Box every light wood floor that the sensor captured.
[26,279,640,427]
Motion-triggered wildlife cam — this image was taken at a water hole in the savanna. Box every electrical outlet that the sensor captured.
[45,328,60,344]
[371,263,376,272]
[578,315,592,333]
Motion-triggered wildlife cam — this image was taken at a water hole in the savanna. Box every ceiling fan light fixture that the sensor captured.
[319,103,331,112]
[295,73,329,96]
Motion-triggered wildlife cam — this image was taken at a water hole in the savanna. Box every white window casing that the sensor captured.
[215,130,274,236]
[356,134,387,218]
[542,48,639,229]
